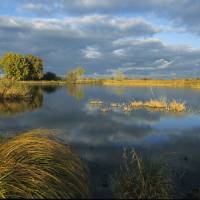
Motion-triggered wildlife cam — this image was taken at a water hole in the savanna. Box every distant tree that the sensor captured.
[114,69,125,80]
[66,67,85,83]
[43,72,57,81]
[0,52,44,80]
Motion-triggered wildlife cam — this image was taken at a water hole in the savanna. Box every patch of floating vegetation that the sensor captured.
[88,98,187,114]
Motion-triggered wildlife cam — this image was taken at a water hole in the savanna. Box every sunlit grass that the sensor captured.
[130,101,143,108]
[112,149,172,199]
[88,98,187,114]
[89,99,103,105]
[144,99,168,109]
[0,80,33,100]
[103,79,200,89]
[0,129,90,199]
[168,100,186,112]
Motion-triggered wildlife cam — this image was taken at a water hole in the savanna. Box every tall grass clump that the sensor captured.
[0,129,90,199]
[168,100,186,112]
[0,80,33,100]
[144,98,167,109]
[112,149,172,199]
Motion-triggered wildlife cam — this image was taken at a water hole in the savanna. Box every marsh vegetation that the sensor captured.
[0,81,43,116]
[88,98,187,113]
[112,149,173,199]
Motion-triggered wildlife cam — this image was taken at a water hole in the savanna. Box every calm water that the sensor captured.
[1,85,200,197]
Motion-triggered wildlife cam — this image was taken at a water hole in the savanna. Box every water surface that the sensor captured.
[0,85,200,197]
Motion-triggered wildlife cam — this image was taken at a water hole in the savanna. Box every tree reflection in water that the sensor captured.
[66,84,84,100]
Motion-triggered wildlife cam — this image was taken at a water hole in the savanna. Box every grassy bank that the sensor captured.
[0,81,34,100]
[19,80,66,85]
[102,79,200,89]
[1,78,200,89]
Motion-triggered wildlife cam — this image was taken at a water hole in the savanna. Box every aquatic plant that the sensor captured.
[0,129,90,199]
[144,99,167,109]
[88,98,187,114]
[130,101,143,108]
[112,149,172,199]
[168,100,186,112]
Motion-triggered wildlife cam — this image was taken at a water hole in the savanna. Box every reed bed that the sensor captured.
[112,149,172,199]
[0,81,33,100]
[0,129,90,199]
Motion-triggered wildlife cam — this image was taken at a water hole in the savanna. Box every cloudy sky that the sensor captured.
[0,0,200,78]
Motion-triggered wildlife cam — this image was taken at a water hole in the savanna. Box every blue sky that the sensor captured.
[0,0,200,78]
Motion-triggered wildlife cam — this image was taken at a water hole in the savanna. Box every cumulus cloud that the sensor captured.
[0,12,199,77]
[10,0,200,35]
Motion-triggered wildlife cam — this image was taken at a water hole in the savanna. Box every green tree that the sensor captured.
[0,52,44,81]
[114,69,125,80]
[0,52,31,81]
[66,67,85,83]
[26,54,43,80]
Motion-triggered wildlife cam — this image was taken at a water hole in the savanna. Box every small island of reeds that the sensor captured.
[88,98,187,113]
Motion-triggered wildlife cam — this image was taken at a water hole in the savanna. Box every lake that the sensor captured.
[0,85,200,198]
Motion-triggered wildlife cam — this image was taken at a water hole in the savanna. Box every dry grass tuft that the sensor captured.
[130,101,143,108]
[89,99,103,105]
[0,129,90,199]
[144,99,167,109]
[112,149,172,199]
[168,100,186,112]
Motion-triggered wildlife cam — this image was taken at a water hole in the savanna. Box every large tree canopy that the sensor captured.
[0,52,43,81]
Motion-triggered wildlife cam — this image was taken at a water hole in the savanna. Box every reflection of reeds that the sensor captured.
[0,129,90,199]
[112,149,172,199]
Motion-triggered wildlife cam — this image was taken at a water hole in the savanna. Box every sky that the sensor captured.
[0,0,200,78]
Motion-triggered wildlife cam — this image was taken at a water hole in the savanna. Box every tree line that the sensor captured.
[0,52,126,82]
[0,52,85,82]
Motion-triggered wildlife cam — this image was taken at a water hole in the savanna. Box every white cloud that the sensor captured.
[112,49,126,57]
[81,47,102,59]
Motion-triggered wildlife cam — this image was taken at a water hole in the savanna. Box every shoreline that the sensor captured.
[6,78,200,89]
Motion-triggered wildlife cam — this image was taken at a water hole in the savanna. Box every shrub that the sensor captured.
[0,129,90,199]
[43,72,58,81]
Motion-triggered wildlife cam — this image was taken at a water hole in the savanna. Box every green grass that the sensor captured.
[112,149,173,199]
[0,129,90,199]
